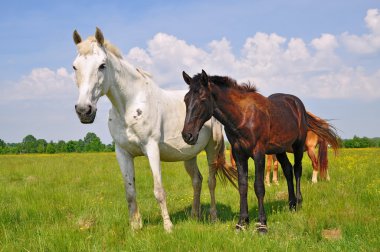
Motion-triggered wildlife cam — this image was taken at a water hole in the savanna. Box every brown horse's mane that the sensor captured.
[192,74,257,93]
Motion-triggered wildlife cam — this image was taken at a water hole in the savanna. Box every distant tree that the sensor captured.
[0,139,6,153]
[105,141,115,152]
[56,140,67,153]
[66,140,77,153]
[22,135,38,153]
[0,139,5,148]
[36,139,47,153]
[76,139,85,152]
[83,132,105,152]
[46,141,56,154]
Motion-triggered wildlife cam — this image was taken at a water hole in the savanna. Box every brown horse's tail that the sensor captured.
[215,141,238,189]
[306,112,340,178]
[317,138,329,179]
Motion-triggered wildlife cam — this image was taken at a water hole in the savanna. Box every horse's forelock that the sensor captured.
[76,36,122,58]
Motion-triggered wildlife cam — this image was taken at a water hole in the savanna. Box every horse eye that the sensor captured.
[99,63,106,70]
[73,65,77,71]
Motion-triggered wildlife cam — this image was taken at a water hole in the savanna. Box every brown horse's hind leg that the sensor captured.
[253,150,267,234]
[292,144,304,208]
[307,146,319,183]
[265,155,272,186]
[276,152,297,210]
[272,156,279,185]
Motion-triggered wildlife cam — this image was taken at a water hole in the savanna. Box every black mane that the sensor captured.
[192,73,257,93]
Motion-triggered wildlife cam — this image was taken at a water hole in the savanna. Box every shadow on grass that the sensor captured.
[145,199,289,226]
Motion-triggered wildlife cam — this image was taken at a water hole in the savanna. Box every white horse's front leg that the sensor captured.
[144,141,173,232]
[115,145,142,231]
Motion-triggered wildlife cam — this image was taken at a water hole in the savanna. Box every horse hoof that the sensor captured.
[235,223,247,232]
[255,223,268,234]
[164,221,174,233]
[289,203,297,211]
[210,209,218,223]
[130,218,143,231]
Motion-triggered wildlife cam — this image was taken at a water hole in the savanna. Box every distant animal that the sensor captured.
[71,28,236,232]
[181,70,332,234]
[230,115,340,185]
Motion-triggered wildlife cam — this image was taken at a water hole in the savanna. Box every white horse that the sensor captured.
[72,28,236,232]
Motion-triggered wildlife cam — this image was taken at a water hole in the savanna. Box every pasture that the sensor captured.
[0,149,379,251]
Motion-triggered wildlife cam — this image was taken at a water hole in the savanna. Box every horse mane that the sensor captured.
[77,36,123,59]
[193,74,257,93]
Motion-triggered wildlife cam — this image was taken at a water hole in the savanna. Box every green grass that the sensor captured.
[0,149,379,251]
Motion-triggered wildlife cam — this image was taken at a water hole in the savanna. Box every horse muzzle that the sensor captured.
[182,131,198,145]
[75,104,97,124]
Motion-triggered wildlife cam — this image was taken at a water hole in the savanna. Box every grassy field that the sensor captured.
[0,149,379,251]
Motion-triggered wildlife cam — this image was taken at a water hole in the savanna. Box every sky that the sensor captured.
[0,0,379,144]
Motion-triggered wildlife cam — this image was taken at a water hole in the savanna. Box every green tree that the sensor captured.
[22,135,38,153]
[36,139,47,153]
[66,140,77,153]
[76,139,85,152]
[56,140,67,153]
[46,142,56,154]
[0,139,6,153]
[83,132,105,152]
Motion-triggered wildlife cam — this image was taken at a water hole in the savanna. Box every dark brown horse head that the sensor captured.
[181,70,213,145]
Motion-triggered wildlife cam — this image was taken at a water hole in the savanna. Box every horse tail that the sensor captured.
[215,140,238,189]
[317,137,329,179]
[306,112,340,178]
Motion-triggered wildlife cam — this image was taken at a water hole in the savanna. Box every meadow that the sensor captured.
[0,149,379,251]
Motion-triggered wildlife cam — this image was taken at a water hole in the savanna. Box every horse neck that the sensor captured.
[105,54,159,115]
[210,86,245,134]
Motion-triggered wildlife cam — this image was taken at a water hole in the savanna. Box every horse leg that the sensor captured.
[115,145,142,230]
[184,158,203,219]
[232,148,249,230]
[144,141,173,232]
[253,150,267,234]
[293,144,304,208]
[307,146,319,183]
[273,156,279,185]
[276,152,297,210]
[265,155,272,186]
[204,137,224,222]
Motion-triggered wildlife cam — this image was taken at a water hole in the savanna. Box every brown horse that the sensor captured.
[231,115,339,185]
[181,70,331,234]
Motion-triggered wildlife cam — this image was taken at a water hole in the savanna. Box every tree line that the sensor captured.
[340,136,380,148]
[0,133,115,154]
[0,134,379,154]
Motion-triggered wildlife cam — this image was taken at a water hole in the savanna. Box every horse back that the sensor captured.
[266,93,308,152]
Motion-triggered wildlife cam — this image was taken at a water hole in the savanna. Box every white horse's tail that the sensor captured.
[215,140,238,189]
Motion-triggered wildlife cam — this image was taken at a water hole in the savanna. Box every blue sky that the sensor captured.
[0,0,379,143]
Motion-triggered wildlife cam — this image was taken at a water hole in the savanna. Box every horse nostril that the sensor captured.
[182,132,193,142]
[86,105,92,115]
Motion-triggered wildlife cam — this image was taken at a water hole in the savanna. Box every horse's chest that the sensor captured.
[108,111,150,156]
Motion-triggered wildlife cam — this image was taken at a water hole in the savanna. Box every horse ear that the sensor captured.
[201,69,209,87]
[95,27,105,46]
[73,30,82,45]
[182,71,192,85]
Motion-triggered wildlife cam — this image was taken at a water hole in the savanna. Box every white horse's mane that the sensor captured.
[77,36,123,59]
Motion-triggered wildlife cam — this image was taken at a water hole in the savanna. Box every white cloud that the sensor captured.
[0,67,76,102]
[3,9,379,102]
[125,27,379,99]
[341,8,380,54]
